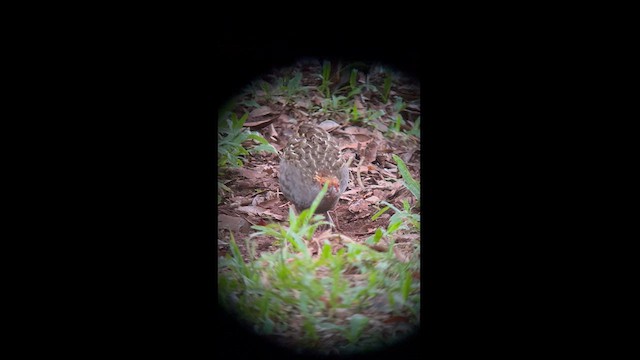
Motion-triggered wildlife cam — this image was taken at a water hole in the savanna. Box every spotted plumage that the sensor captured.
[279,124,348,214]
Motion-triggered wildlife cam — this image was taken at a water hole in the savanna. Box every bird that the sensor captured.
[278,124,349,223]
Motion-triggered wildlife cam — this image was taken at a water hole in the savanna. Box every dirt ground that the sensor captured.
[217,60,420,261]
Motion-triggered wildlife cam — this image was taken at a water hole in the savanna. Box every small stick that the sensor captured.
[356,154,365,191]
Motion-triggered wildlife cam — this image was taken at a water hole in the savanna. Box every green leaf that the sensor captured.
[321,242,332,260]
[228,232,248,274]
[346,314,369,343]
[347,88,362,98]
[371,228,384,244]
[371,206,390,221]
[235,146,250,156]
[382,74,392,103]
[250,144,277,154]
[308,181,329,215]
[401,272,412,302]
[408,116,421,138]
[380,200,402,214]
[246,133,268,144]
[387,219,404,234]
[322,60,331,80]
[241,99,261,108]
[232,112,248,131]
[394,114,404,132]
[349,68,358,90]
[287,207,298,230]
[287,72,302,95]
[393,97,406,113]
[392,154,420,200]
[262,317,274,334]
[402,199,411,212]
[218,99,236,123]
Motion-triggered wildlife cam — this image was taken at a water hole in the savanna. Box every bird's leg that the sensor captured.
[326,210,340,231]
[314,212,331,232]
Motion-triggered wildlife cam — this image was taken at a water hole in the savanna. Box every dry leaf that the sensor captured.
[218,214,250,233]
[348,199,369,214]
[401,149,416,164]
[340,142,361,150]
[341,189,360,196]
[234,180,261,189]
[363,141,379,164]
[365,196,381,203]
[383,315,411,324]
[353,165,371,173]
[258,197,280,209]
[354,97,365,112]
[262,210,284,221]
[371,119,388,132]
[248,106,273,119]
[311,94,323,106]
[237,205,267,216]
[235,168,262,180]
[393,247,410,263]
[318,120,340,132]
[294,98,311,109]
[244,116,276,128]
[251,195,266,206]
[268,123,278,139]
[341,126,375,137]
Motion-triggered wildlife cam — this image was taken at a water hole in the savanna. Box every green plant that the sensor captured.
[392,154,420,201]
[218,181,420,354]
[260,81,273,102]
[350,102,360,122]
[381,73,393,103]
[270,71,310,105]
[320,95,349,115]
[345,67,379,100]
[380,98,408,135]
[344,314,369,343]
[367,154,420,244]
[240,80,274,105]
[217,110,275,203]
[240,99,261,108]
[251,182,332,256]
[317,60,332,98]
[407,116,421,138]
[349,68,358,91]
[346,68,362,98]
[283,72,304,99]
[393,97,407,113]
[367,198,419,246]
[391,114,404,133]
[218,112,274,168]
[364,109,385,122]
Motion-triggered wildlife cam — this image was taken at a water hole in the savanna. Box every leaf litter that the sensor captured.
[217,58,420,355]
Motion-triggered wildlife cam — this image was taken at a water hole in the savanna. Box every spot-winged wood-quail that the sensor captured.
[279,124,349,217]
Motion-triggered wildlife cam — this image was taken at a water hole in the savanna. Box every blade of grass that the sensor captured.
[371,205,390,221]
[392,154,420,200]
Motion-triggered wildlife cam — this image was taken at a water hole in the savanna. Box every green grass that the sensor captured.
[217,109,276,203]
[392,154,420,202]
[317,60,332,98]
[407,116,420,138]
[218,182,421,354]
[218,111,274,169]
[382,73,393,103]
[279,71,306,103]
[217,60,421,354]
